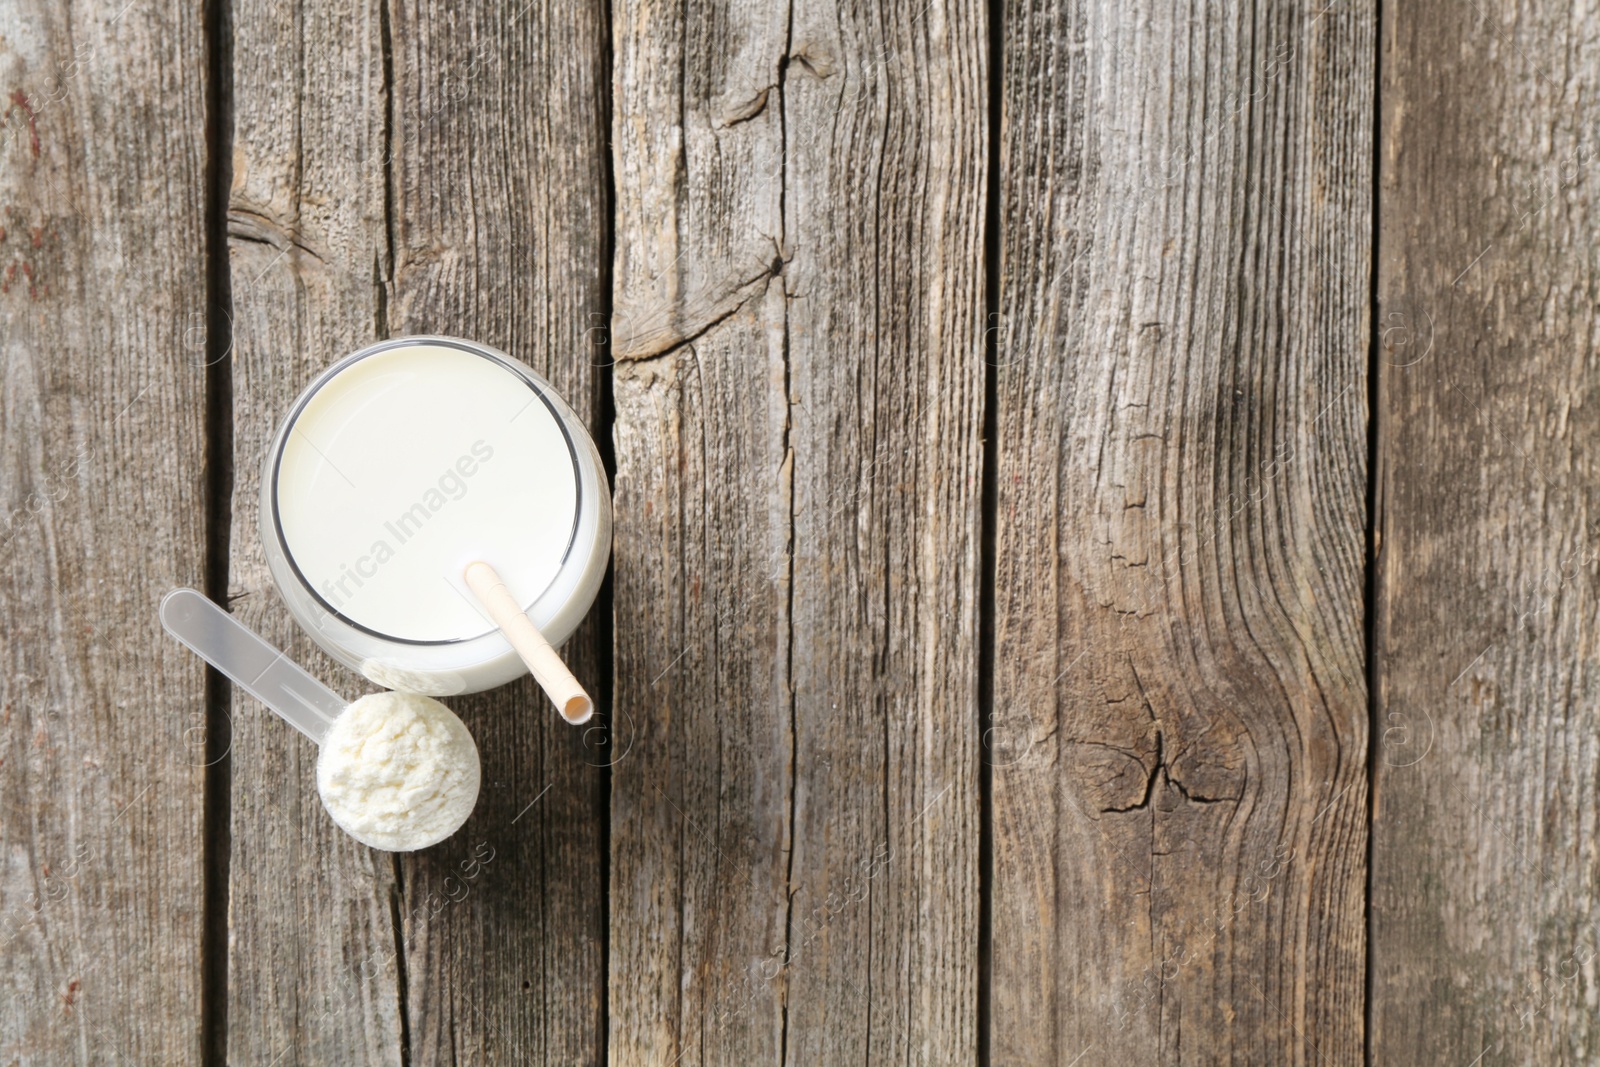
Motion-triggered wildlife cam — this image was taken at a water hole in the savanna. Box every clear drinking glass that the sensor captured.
[258,335,611,696]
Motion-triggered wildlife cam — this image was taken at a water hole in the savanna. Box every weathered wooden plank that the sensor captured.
[224,0,404,1062]
[608,1,792,1060]
[382,0,610,1062]
[989,0,1372,1062]
[1369,4,1600,1063]
[779,3,985,1061]
[226,0,610,1062]
[0,0,210,1061]
[608,0,985,1062]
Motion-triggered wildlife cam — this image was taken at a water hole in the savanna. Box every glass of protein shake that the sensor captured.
[259,336,611,699]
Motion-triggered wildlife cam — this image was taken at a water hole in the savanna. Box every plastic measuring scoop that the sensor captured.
[160,587,345,745]
[161,587,482,852]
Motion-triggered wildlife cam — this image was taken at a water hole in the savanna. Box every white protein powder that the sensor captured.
[316,691,481,851]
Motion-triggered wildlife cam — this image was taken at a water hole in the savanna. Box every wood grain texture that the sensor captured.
[1369,3,1600,1063]
[25,0,1600,1057]
[226,0,609,1062]
[0,0,210,1062]
[609,299,794,1065]
[780,2,984,1061]
[607,2,793,1061]
[988,0,1372,1063]
[608,0,985,1062]
[382,0,610,1062]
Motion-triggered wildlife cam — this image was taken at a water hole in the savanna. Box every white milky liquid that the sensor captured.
[273,343,580,644]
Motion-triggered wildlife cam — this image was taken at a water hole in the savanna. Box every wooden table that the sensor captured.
[3,0,1596,1062]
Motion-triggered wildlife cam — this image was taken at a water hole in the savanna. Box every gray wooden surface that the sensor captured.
[0,0,211,1062]
[1369,0,1600,1063]
[991,0,1372,1062]
[3,0,1597,1064]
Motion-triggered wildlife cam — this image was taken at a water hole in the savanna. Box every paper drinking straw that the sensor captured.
[463,561,594,724]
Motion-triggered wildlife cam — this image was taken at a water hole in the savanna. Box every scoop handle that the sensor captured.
[160,588,344,745]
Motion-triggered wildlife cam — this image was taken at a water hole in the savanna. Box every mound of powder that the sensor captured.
[316,691,481,851]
